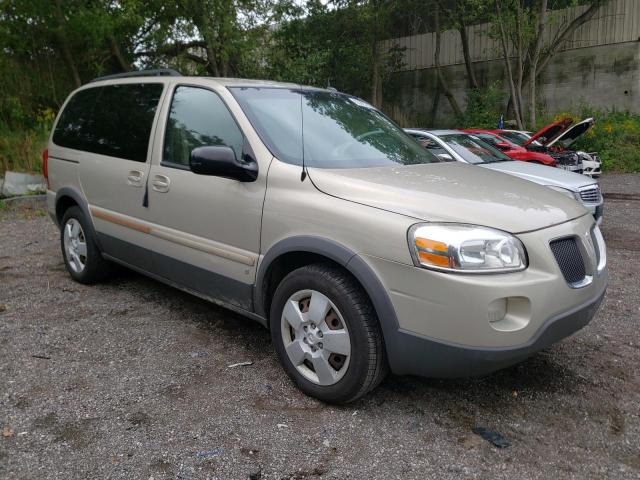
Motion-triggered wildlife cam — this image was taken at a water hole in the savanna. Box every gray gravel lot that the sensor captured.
[1,174,639,479]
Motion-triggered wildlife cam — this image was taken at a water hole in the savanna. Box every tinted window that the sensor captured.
[53,83,163,162]
[231,88,440,169]
[163,86,244,167]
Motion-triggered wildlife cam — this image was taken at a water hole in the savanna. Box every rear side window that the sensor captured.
[53,83,163,162]
[163,86,244,168]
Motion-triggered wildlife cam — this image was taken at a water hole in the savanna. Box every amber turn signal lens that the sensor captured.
[418,251,451,267]
[415,237,448,253]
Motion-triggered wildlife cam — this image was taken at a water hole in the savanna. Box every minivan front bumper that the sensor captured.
[359,213,607,378]
[386,286,604,377]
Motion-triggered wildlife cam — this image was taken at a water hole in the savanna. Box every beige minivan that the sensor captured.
[45,71,607,403]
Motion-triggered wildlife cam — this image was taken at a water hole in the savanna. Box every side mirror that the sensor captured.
[190,145,258,182]
[495,142,511,150]
[436,153,453,161]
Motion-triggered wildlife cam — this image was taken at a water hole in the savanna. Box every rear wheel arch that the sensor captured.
[55,187,102,251]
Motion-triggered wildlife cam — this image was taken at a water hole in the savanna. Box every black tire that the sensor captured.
[60,206,111,284]
[270,263,388,404]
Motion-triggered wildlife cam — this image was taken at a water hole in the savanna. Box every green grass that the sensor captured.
[0,127,49,177]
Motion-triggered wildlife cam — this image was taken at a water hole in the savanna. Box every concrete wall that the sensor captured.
[380,0,640,127]
[383,40,640,127]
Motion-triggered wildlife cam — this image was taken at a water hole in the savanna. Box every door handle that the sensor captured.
[127,170,144,187]
[152,174,171,193]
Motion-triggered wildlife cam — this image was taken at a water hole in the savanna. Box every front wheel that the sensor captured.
[270,264,388,403]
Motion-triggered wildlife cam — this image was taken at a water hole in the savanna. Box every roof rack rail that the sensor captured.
[89,69,182,83]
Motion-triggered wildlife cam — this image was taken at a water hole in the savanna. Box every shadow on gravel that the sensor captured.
[105,266,588,411]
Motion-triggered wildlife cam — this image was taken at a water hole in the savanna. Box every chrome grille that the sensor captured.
[579,185,601,203]
[550,237,586,285]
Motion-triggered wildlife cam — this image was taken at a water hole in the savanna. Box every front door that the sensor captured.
[143,85,266,310]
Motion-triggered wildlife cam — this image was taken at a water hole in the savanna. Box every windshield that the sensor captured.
[499,130,541,147]
[439,133,511,164]
[230,87,440,168]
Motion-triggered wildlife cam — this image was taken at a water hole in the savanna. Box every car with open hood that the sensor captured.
[44,71,607,403]
[406,129,603,223]
[462,129,558,167]
[496,119,602,178]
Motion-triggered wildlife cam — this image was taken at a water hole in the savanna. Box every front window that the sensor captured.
[439,134,511,164]
[230,88,440,169]
[164,86,244,168]
[500,130,541,147]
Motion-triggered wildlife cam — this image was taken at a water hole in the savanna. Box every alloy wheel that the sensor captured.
[280,289,352,386]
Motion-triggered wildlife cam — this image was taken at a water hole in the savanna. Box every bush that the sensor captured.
[544,108,640,173]
[460,83,508,129]
[0,109,53,176]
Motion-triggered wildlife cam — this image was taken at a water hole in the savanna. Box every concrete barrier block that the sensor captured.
[1,171,46,196]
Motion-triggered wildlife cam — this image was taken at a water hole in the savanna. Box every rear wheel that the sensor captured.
[270,263,387,403]
[60,206,111,284]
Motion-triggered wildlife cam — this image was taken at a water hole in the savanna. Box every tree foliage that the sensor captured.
[0,0,610,132]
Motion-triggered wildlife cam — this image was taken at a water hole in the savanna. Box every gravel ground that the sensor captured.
[1,174,639,480]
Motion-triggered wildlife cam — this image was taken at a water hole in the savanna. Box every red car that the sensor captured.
[463,129,557,167]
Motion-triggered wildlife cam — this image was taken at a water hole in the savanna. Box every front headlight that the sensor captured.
[408,223,528,273]
[546,185,580,201]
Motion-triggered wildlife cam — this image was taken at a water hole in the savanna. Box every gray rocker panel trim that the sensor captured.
[97,233,254,312]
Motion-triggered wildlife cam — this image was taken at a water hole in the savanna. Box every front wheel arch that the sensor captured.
[255,237,404,372]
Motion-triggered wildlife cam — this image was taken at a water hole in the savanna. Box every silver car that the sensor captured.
[406,129,604,223]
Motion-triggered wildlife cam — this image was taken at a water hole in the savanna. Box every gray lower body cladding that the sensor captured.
[97,233,254,311]
[387,288,605,378]
[88,232,605,380]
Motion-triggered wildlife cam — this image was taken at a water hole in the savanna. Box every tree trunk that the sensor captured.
[371,41,382,108]
[496,0,523,129]
[108,34,130,72]
[434,5,462,118]
[515,1,525,128]
[528,0,548,127]
[53,0,81,87]
[458,24,478,90]
[536,2,603,76]
[429,82,441,126]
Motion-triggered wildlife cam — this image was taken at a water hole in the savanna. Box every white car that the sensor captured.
[406,129,604,223]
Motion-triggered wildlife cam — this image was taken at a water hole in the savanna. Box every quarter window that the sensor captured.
[163,86,244,167]
[53,83,163,162]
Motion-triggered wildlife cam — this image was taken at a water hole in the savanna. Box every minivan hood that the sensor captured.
[308,162,587,233]
[481,160,596,191]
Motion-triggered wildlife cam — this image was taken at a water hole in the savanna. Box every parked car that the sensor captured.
[462,129,558,168]
[44,71,607,403]
[464,128,582,174]
[496,124,602,178]
[406,129,603,223]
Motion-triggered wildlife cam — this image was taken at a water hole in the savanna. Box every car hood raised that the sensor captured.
[547,118,594,148]
[524,118,572,147]
[481,160,596,191]
[308,162,587,233]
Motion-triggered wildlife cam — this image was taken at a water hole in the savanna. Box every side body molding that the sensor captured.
[254,236,405,372]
